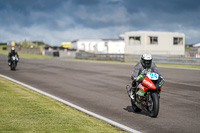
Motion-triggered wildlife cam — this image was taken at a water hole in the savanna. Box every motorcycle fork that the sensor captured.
[147,92,153,111]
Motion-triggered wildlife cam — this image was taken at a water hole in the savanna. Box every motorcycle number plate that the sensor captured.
[147,73,159,80]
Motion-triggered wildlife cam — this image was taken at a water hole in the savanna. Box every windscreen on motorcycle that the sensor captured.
[12,56,18,61]
[147,73,159,80]
[12,56,16,60]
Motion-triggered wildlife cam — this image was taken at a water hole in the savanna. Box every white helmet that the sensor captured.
[11,47,15,54]
[11,47,15,50]
[141,53,152,69]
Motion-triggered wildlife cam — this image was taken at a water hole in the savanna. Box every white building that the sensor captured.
[193,43,200,48]
[121,31,185,55]
[71,39,125,54]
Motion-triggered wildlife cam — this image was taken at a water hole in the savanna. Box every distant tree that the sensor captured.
[32,41,50,47]
[16,41,50,47]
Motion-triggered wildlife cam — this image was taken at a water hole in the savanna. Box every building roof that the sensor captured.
[71,39,102,43]
[102,38,124,41]
[71,38,124,43]
[123,31,185,36]
[193,43,200,47]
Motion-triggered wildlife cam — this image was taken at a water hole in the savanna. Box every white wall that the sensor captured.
[107,41,125,54]
[72,39,125,54]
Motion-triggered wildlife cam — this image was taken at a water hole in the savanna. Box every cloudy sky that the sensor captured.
[0,0,200,46]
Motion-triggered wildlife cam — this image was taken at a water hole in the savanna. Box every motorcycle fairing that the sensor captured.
[142,77,156,89]
[137,83,148,92]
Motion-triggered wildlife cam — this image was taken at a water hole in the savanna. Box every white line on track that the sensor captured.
[0,74,141,133]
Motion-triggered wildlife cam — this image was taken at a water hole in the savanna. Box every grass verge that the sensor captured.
[0,77,126,133]
[0,45,53,58]
[156,63,200,69]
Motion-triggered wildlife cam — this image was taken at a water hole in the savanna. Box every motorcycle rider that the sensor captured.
[127,53,163,99]
[8,47,19,66]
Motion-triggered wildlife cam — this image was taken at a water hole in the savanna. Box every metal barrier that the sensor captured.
[76,52,124,61]
[76,52,200,65]
[7,46,41,54]
[125,54,200,65]
[45,50,59,57]
[59,51,76,58]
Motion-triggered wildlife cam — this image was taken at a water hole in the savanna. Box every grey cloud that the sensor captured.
[70,0,100,6]
[0,0,200,45]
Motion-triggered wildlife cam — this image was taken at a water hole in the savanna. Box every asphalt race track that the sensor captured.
[0,54,200,133]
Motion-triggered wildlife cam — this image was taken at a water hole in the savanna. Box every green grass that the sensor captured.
[156,63,200,69]
[0,45,9,55]
[0,45,53,58]
[18,52,53,58]
[0,77,126,133]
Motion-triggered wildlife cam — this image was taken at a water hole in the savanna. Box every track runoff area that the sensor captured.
[0,74,141,133]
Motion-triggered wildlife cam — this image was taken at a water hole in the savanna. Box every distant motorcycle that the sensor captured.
[10,55,18,70]
[126,70,164,117]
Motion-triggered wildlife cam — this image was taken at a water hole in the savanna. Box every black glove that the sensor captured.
[158,76,165,87]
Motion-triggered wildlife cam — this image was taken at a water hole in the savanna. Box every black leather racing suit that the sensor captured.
[8,51,19,65]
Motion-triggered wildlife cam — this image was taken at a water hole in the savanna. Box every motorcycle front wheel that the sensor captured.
[10,63,16,71]
[148,92,159,117]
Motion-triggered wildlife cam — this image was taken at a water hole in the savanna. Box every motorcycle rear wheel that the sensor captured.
[131,99,141,112]
[149,92,159,117]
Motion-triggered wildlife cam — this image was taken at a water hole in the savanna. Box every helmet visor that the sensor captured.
[144,60,152,68]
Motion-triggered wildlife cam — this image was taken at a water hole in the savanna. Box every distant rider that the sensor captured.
[8,47,19,66]
[127,53,163,99]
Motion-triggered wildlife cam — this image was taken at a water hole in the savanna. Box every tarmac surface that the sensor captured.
[0,54,200,133]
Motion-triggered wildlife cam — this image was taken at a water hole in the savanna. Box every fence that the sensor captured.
[59,51,76,58]
[76,52,200,65]
[125,54,200,65]
[7,46,42,54]
[185,48,200,58]
[76,52,124,61]
[45,50,59,57]
[4,46,200,65]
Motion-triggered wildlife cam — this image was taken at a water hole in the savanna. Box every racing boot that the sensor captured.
[8,62,11,66]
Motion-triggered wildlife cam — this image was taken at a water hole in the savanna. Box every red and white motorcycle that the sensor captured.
[126,71,164,117]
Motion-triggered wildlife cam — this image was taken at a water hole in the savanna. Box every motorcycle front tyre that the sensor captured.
[131,99,141,112]
[10,63,16,71]
[149,92,159,117]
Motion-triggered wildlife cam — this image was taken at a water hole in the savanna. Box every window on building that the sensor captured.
[174,37,183,45]
[147,36,158,45]
[129,36,141,45]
